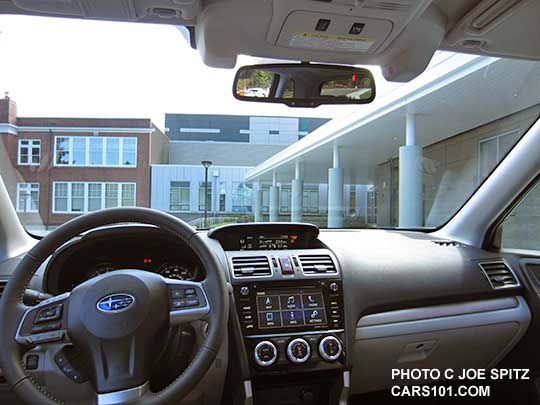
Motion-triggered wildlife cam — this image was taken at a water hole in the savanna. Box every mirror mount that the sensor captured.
[233,62,376,108]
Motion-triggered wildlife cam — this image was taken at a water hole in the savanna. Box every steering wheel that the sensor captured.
[0,208,229,404]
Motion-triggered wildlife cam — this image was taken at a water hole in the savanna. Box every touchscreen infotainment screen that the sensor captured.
[255,288,328,329]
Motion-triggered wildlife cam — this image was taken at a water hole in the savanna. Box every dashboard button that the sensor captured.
[319,336,343,362]
[301,293,324,309]
[254,341,277,367]
[258,311,282,328]
[279,294,302,310]
[282,310,304,326]
[304,308,327,325]
[287,338,311,364]
[25,354,39,370]
[329,282,339,292]
[279,257,294,274]
[257,295,280,311]
[240,286,249,296]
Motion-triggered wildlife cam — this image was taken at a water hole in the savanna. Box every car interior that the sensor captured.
[1,0,540,404]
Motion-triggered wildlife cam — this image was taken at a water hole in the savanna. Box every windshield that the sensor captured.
[1,15,540,234]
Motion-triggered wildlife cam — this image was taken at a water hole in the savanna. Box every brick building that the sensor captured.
[0,96,168,232]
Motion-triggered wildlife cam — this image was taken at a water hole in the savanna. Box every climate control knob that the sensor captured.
[254,341,277,367]
[319,336,343,362]
[287,338,311,364]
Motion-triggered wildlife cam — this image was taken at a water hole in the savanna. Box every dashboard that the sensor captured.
[44,226,205,294]
[3,221,535,405]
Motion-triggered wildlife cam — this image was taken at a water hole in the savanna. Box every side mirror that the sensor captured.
[233,63,376,108]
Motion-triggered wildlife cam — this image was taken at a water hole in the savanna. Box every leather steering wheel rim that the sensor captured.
[0,207,229,404]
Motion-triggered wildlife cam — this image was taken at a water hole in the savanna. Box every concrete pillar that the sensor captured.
[399,113,423,227]
[291,161,303,223]
[328,145,344,228]
[269,172,279,222]
[254,181,263,222]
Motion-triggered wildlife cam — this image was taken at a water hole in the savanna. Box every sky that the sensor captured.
[0,15,399,131]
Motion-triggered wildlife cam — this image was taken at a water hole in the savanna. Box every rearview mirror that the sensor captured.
[233,63,375,108]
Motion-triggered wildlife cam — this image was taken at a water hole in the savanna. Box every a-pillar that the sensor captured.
[291,161,303,223]
[253,181,263,222]
[399,113,423,227]
[269,172,279,222]
[328,144,344,228]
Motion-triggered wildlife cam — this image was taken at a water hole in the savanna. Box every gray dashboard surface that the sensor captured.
[317,229,520,367]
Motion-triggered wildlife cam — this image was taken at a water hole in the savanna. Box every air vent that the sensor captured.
[299,255,337,274]
[231,256,272,278]
[364,0,412,12]
[478,261,519,289]
[432,240,461,247]
[0,279,7,299]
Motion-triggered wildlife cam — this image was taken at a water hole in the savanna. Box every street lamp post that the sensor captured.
[201,160,213,228]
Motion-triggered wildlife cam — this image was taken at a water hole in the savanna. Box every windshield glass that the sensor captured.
[1,15,539,234]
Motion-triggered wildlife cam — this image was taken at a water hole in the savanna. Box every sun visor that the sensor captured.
[274,11,393,55]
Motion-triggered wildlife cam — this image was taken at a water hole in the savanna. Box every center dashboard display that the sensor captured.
[240,234,298,250]
[256,288,328,329]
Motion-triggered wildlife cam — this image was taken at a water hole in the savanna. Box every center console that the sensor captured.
[209,223,349,404]
[233,276,345,374]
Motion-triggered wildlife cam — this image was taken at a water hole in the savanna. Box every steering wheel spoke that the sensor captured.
[15,293,71,346]
[166,279,211,325]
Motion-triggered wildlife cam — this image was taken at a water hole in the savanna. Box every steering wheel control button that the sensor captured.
[319,336,343,362]
[172,299,186,308]
[254,341,278,367]
[30,320,61,334]
[25,354,39,370]
[185,298,200,307]
[279,257,294,275]
[287,338,311,364]
[54,348,90,384]
[29,330,64,344]
[184,288,196,297]
[170,290,184,299]
[35,304,63,324]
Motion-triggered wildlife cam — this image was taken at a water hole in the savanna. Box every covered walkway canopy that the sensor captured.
[245,52,540,227]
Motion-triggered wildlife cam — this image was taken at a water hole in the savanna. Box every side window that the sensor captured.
[500,181,540,252]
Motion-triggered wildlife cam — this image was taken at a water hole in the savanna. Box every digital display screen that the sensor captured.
[256,289,328,329]
[239,234,298,250]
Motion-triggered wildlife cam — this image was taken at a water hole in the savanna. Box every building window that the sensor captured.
[54,136,137,167]
[105,184,119,208]
[302,187,319,214]
[121,183,136,207]
[18,140,41,165]
[349,187,357,215]
[71,183,85,212]
[53,182,136,213]
[478,130,520,180]
[232,182,252,212]
[367,190,377,224]
[16,183,39,212]
[122,138,137,166]
[88,183,102,211]
[219,182,227,212]
[279,186,291,213]
[170,181,190,211]
[198,181,212,211]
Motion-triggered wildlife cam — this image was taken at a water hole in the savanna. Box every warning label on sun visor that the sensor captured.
[289,32,375,52]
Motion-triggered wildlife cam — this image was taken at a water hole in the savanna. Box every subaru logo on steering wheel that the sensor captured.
[96,293,135,313]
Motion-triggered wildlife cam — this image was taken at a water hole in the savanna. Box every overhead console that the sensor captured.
[208,223,348,403]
